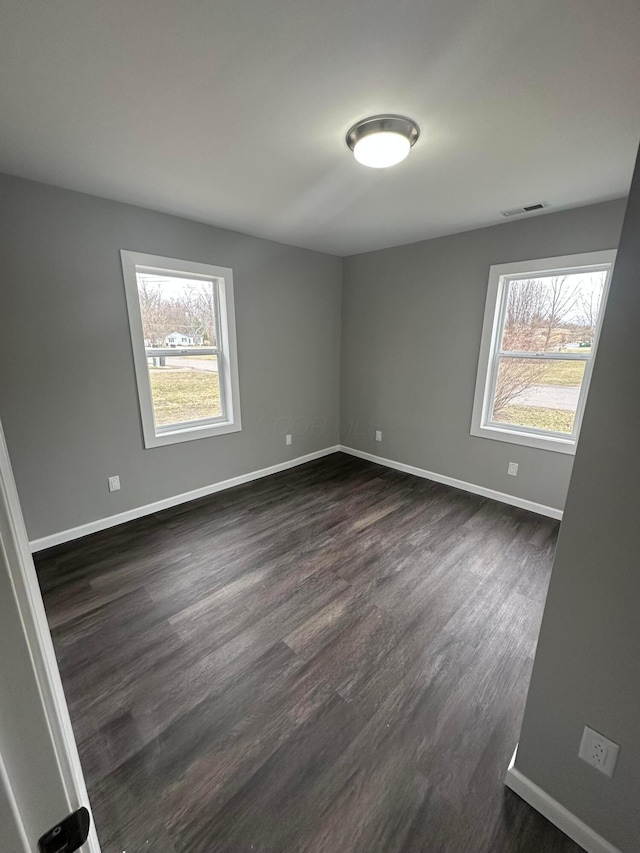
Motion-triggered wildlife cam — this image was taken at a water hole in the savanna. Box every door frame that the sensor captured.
[0,418,101,852]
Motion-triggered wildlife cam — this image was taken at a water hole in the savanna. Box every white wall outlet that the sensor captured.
[579,725,620,777]
[285,434,292,446]
[108,475,121,492]
[508,462,519,476]
[375,430,382,442]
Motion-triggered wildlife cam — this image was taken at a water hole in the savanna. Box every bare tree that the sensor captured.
[540,276,581,351]
[492,276,583,419]
[178,283,217,345]
[578,278,604,345]
[138,279,179,345]
[503,279,545,351]
[492,358,548,416]
[137,277,218,347]
[492,279,546,416]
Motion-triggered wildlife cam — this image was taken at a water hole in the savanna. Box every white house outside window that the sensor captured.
[121,251,241,448]
[471,250,615,454]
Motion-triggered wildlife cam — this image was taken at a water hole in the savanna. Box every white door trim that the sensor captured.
[0,419,100,852]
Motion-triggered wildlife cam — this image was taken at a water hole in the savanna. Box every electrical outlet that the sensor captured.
[508,462,518,476]
[108,475,120,492]
[285,434,292,446]
[375,430,382,442]
[579,725,619,777]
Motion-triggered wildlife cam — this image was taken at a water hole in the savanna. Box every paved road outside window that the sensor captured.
[511,384,580,411]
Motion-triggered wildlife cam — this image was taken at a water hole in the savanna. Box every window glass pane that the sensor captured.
[147,355,221,427]
[491,357,586,435]
[500,271,607,354]
[135,271,218,348]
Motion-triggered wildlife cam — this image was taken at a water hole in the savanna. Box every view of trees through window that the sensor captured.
[491,271,607,435]
[135,272,222,427]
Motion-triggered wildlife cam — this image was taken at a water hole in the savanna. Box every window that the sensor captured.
[471,250,615,454]
[120,251,241,448]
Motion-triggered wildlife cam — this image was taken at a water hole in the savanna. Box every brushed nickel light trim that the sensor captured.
[346,114,420,168]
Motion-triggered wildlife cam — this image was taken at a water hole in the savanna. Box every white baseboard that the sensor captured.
[339,446,563,520]
[505,747,622,853]
[29,446,341,552]
[30,443,563,552]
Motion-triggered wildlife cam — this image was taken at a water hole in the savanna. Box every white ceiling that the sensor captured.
[1,0,639,256]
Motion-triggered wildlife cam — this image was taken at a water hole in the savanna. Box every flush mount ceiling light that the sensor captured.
[346,114,420,168]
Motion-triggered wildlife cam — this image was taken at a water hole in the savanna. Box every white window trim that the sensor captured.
[470,250,616,455]
[120,250,242,448]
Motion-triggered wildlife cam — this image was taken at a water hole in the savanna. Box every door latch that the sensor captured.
[38,807,90,853]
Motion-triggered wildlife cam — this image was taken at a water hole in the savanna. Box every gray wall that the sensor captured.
[0,174,342,541]
[0,171,628,541]
[515,150,640,852]
[340,199,627,511]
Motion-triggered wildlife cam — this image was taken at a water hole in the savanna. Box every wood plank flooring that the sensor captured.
[35,453,582,853]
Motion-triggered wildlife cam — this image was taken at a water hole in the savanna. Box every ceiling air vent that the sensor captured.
[501,201,550,217]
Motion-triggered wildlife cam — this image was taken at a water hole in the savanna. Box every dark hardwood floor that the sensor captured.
[36,453,581,853]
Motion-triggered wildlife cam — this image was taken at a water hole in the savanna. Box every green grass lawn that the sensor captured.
[146,356,581,434]
[149,369,221,425]
[496,405,575,434]
[536,359,586,386]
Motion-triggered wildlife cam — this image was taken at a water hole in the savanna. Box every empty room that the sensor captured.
[1,2,639,853]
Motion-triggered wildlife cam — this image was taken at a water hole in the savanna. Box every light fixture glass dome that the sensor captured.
[346,115,419,169]
[353,131,411,168]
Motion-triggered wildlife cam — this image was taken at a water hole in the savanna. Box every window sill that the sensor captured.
[144,419,241,448]
[470,423,577,455]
